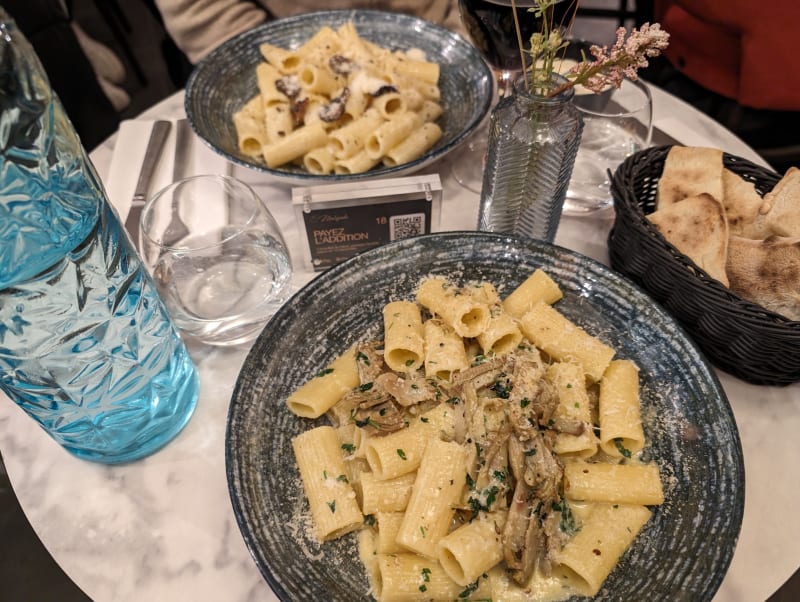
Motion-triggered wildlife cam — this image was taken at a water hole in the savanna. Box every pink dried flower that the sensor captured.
[514,0,670,97]
[550,23,670,97]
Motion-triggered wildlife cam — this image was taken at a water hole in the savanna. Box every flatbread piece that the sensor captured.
[727,235,800,321]
[762,166,800,238]
[647,192,730,286]
[656,146,724,208]
[721,168,769,237]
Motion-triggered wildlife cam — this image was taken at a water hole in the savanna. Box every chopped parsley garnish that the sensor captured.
[341,443,356,454]
[520,397,531,408]
[458,576,483,598]
[405,359,415,366]
[614,437,633,458]
[359,382,374,392]
[466,473,476,490]
[524,448,537,456]
[557,499,579,536]
[420,416,430,423]
[446,396,462,405]
[492,469,506,482]
[354,416,380,428]
[336,474,349,483]
[364,514,376,526]
[418,568,431,592]
[397,448,407,460]
[356,351,370,364]
[471,354,488,366]
[420,526,426,538]
[467,485,499,516]
[315,368,334,378]
[326,500,336,513]
[490,378,512,399]
[485,486,499,508]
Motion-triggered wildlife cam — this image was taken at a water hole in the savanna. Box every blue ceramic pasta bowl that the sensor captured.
[226,232,744,601]
[185,10,493,184]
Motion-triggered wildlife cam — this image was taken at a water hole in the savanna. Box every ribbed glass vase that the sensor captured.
[478,74,584,242]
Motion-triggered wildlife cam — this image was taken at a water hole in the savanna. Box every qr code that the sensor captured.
[389,213,426,240]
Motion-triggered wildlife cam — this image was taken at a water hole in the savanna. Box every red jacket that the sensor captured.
[655,0,800,110]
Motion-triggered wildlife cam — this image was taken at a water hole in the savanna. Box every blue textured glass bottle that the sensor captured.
[0,11,198,463]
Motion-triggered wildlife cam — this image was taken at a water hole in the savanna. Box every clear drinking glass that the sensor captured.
[140,175,293,346]
[564,75,653,214]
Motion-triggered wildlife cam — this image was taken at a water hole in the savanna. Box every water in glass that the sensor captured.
[141,175,293,347]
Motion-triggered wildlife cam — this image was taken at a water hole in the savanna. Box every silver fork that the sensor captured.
[162,119,192,246]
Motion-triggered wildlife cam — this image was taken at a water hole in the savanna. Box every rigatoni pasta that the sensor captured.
[553,503,653,596]
[395,438,466,558]
[232,22,444,174]
[563,460,664,505]
[286,346,359,418]
[503,268,564,318]
[519,300,616,383]
[382,300,424,373]
[292,426,363,541]
[360,471,416,515]
[437,512,506,586]
[287,271,664,601]
[416,276,490,338]
[422,319,468,380]
[598,359,646,458]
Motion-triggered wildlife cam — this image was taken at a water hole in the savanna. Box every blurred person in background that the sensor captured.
[153,0,462,64]
[3,0,124,149]
[642,0,800,172]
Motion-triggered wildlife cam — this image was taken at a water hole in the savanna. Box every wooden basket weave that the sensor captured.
[608,145,800,386]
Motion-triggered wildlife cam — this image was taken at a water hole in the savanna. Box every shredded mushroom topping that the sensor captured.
[328,54,355,75]
[318,88,350,122]
[275,75,301,99]
[337,335,581,585]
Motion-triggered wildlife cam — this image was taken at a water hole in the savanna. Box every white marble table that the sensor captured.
[1,86,798,602]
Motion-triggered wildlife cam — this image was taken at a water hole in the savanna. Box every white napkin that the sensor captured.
[105,119,231,222]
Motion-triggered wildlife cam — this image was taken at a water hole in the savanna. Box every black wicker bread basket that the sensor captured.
[608,145,800,386]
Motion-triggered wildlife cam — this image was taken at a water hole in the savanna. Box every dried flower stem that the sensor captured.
[511,0,529,91]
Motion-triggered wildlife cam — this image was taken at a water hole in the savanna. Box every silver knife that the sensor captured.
[124,120,172,247]
[172,118,192,181]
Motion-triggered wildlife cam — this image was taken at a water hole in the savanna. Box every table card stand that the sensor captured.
[292,174,442,271]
